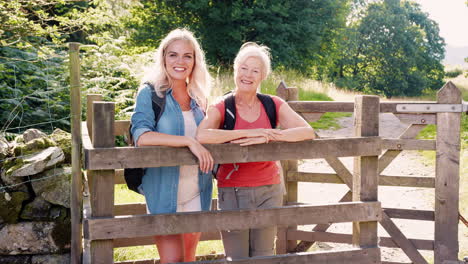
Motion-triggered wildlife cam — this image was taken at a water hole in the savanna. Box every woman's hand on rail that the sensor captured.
[187,137,214,173]
[231,135,269,146]
[243,129,281,139]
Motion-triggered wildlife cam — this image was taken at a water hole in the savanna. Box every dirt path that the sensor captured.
[298,113,437,262]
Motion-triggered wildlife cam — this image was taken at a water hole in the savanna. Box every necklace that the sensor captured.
[236,99,257,109]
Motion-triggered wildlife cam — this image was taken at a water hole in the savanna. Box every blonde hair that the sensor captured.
[233,42,272,82]
[142,28,212,109]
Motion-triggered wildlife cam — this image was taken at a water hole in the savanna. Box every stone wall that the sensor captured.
[0,129,72,264]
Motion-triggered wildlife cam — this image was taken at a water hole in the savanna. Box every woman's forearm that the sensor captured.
[137,131,195,147]
[196,129,249,144]
[271,127,315,142]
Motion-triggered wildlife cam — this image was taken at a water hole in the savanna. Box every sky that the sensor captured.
[414,0,468,47]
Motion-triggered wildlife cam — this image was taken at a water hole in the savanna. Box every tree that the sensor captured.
[334,0,445,97]
[126,0,350,74]
[0,0,136,133]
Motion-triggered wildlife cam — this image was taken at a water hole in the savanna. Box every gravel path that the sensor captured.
[298,113,437,262]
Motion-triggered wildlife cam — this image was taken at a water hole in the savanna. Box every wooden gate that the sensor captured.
[276,81,463,264]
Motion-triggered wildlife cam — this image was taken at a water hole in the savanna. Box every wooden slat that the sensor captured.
[382,262,413,264]
[114,199,219,216]
[115,120,130,136]
[288,171,435,188]
[113,231,221,248]
[394,113,436,125]
[352,95,379,247]
[378,124,426,174]
[383,208,434,221]
[293,191,352,252]
[380,213,428,264]
[299,112,323,122]
[435,81,461,264]
[379,175,434,188]
[89,102,115,264]
[114,203,146,216]
[325,156,353,188]
[117,248,380,264]
[115,169,125,184]
[381,139,435,150]
[286,159,299,252]
[86,94,102,142]
[289,230,434,250]
[283,86,300,254]
[84,137,382,170]
[81,122,93,151]
[84,202,381,240]
[287,101,437,113]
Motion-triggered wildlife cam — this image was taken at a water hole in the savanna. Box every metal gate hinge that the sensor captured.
[396,101,468,113]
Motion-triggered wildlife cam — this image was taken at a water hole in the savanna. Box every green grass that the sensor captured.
[309,112,352,130]
[114,184,145,204]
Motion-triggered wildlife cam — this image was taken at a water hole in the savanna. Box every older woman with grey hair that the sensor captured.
[196,42,315,259]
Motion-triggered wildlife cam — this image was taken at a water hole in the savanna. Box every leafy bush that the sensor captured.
[445,68,463,78]
[0,42,70,133]
[80,36,153,120]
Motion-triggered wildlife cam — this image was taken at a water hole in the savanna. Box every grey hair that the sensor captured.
[233,42,272,82]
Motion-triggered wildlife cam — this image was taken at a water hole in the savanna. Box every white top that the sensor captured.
[177,110,200,204]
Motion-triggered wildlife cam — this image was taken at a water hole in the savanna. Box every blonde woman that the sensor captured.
[197,43,315,259]
[130,28,213,263]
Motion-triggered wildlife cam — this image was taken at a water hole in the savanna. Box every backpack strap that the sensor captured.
[222,92,277,130]
[147,83,166,125]
[223,93,236,130]
[128,83,166,145]
[257,93,277,129]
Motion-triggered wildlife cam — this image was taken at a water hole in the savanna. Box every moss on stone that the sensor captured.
[49,129,71,164]
[51,215,71,252]
[0,192,29,224]
[13,137,56,157]
[14,135,24,143]
[4,158,25,176]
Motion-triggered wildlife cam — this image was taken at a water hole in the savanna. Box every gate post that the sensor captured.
[69,42,82,264]
[352,95,380,249]
[435,82,461,264]
[276,81,299,253]
[89,102,115,263]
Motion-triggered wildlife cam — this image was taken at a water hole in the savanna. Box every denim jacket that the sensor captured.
[131,84,213,214]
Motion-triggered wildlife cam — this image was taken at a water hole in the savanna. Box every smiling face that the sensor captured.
[164,39,195,82]
[235,56,264,93]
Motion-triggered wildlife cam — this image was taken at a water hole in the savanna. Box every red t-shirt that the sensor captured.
[214,96,284,187]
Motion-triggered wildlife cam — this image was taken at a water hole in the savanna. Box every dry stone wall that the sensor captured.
[0,129,72,264]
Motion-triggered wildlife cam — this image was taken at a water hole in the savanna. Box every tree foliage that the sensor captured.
[334,0,445,97]
[0,0,450,135]
[126,0,350,74]
[0,0,136,133]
